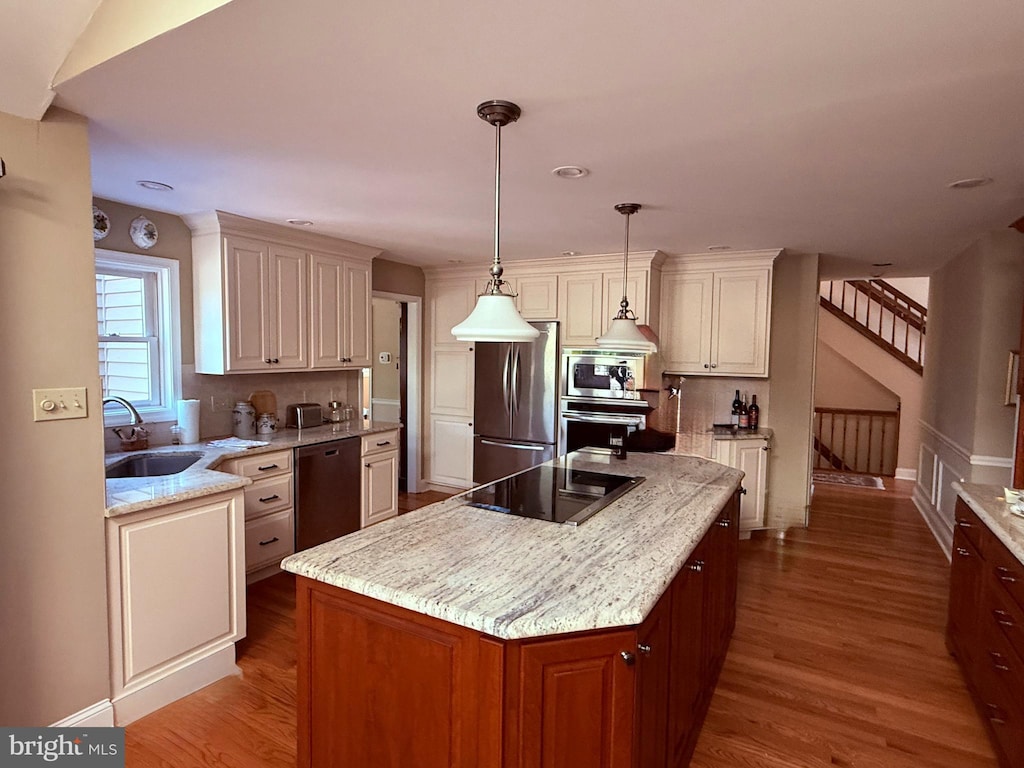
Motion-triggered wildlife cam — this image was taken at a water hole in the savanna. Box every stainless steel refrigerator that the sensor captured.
[473,321,560,485]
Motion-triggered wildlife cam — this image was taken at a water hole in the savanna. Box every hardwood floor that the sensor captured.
[124,482,997,767]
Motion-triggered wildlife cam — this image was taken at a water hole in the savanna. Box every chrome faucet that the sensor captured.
[102,396,144,425]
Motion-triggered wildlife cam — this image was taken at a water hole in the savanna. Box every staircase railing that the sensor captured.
[819,279,926,374]
[813,406,900,477]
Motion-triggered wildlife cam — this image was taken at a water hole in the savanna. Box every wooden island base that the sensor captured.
[295,493,738,768]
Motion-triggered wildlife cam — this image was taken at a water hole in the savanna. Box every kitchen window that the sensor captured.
[96,249,181,424]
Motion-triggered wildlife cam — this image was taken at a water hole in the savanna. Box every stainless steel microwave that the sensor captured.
[563,350,647,401]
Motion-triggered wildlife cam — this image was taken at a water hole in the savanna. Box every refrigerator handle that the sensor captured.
[511,347,521,415]
[502,347,513,415]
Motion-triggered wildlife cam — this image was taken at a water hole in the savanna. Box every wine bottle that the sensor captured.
[738,394,749,429]
[730,390,741,427]
[748,394,760,430]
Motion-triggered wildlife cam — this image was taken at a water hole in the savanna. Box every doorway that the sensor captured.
[371,292,422,492]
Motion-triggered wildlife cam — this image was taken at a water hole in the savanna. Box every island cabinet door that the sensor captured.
[667,539,708,768]
[295,578,498,768]
[635,589,673,768]
[512,629,637,768]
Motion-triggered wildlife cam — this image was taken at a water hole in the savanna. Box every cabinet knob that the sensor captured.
[264,358,272,364]
[365,463,372,468]
[637,643,652,656]
[710,363,718,368]
[619,651,636,666]
[717,518,732,527]
[271,358,279,364]
[955,547,971,557]
[703,363,709,369]
[738,487,747,496]
[762,445,769,451]
[688,560,704,573]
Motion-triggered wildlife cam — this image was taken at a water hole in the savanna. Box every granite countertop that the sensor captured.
[282,451,743,640]
[952,482,1024,566]
[104,420,402,518]
[710,426,773,441]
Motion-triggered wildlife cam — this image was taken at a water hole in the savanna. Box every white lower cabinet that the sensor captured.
[106,489,246,724]
[429,416,474,488]
[361,429,400,527]
[713,436,769,531]
[219,448,295,583]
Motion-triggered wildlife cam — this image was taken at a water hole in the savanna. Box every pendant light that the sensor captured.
[595,203,658,353]
[451,100,539,343]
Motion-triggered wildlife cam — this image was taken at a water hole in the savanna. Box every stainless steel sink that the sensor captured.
[105,452,205,479]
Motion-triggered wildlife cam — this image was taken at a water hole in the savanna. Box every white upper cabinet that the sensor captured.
[559,272,606,348]
[310,253,371,369]
[660,251,778,377]
[188,211,381,375]
[516,274,559,320]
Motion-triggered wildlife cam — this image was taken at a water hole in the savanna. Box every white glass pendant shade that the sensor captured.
[596,317,657,352]
[452,293,540,342]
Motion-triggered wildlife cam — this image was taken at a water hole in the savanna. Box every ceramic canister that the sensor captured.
[232,401,256,438]
[256,412,278,435]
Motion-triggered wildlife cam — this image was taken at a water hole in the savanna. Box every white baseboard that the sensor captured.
[51,699,115,727]
[912,484,952,562]
[895,467,918,481]
[112,645,240,725]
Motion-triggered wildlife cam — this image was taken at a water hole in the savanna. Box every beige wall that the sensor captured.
[766,251,820,530]
[814,341,899,411]
[915,228,1024,550]
[373,257,425,297]
[0,109,110,724]
[372,298,401,401]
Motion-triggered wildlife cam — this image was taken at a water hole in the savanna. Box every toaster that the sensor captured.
[285,403,324,429]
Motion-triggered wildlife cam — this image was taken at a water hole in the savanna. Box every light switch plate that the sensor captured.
[210,395,233,412]
[33,387,89,422]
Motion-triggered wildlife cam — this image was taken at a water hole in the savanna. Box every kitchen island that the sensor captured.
[282,451,743,768]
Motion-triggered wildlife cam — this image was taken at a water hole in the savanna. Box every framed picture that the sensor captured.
[1005,350,1020,406]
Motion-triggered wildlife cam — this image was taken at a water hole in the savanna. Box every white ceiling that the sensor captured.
[14,0,1024,275]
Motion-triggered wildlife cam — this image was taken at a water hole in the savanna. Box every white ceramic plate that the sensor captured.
[93,206,110,241]
[129,215,158,249]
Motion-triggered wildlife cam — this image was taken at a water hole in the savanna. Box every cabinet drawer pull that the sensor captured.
[985,703,1007,725]
[717,518,732,527]
[688,560,704,573]
[993,609,1015,628]
[955,547,971,557]
[257,463,280,472]
[996,566,1018,583]
[989,651,1011,672]
[376,440,392,446]
[956,519,972,528]
[258,494,281,503]
[259,536,280,546]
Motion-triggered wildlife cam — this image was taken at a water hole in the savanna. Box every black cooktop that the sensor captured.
[461,461,645,526]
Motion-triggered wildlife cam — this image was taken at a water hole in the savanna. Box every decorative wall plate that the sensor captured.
[129,216,158,249]
[93,206,110,241]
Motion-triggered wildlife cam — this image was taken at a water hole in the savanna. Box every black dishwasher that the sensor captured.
[294,438,361,550]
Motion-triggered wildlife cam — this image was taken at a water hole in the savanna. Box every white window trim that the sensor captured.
[96,249,182,426]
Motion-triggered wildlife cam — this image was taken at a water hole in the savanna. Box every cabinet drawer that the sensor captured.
[222,449,292,479]
[361,430,400,457]
[243,474,293,520]
[972,630,1024,767]
[953,501,986,556]
[245,508,294,571]
[987,537,1024,616]
[987,578,1024,668]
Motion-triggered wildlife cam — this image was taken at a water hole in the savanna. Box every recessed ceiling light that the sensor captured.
[561,250,580,257]
[947,177,993,190]
[872,262,893,267]
[707,245,732,252]
[136,180,173,191]
[286,218,313,226]
[551,166,589,179]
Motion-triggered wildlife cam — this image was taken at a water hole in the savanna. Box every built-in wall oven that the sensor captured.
[560,350,650,455]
